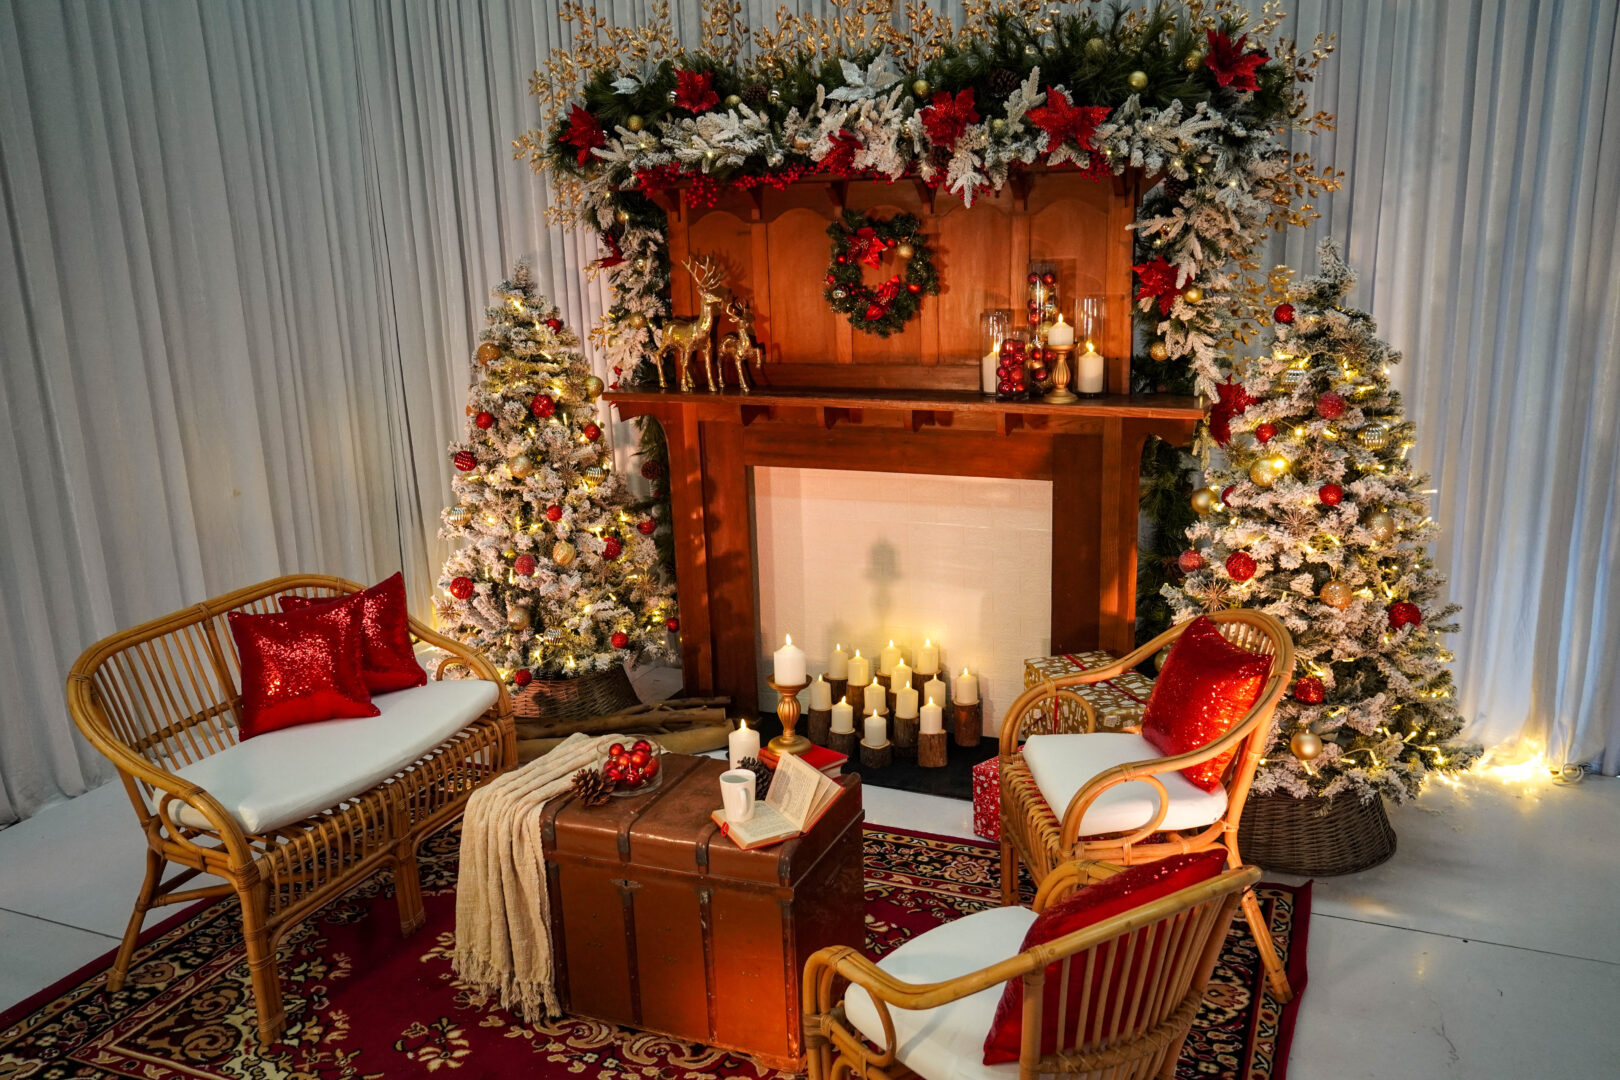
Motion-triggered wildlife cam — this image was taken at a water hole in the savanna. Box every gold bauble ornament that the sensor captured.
[723,94,741,108]
[1366,510,1396,542]
[911,79,931,97]
[1290,730,1324,761]
[626,115,645,132]
[633,258,648,273]
[509,454,534,478]
[990,118,1005,134]
[1190,487,1218,514]
[1249,460,1278,487]
[445,505,472,529]
[551,540,577,567]
[1155,645,1174,671]
[1279,368,1310,392]
[1148,339,1170,361]
[1181,285,1204,304]
[583,466,606,489]
[614,208,631,225]
[1127,70,1149,90]
[507,606,531,631]
[1357,423,1390,450]
[894,241,915,260]
[475,342,501,364]
[1267,453,1290,474]
[1320,581,1353,609]
[502,547,517,560]
[1184,49,1206,72]
[626,312,648,329]
[584,375,604,401]
[1085,37,1108,58]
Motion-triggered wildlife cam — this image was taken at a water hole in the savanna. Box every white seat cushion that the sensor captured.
[1023,732,1228,837]
[171,679,498,833]
[845,905,1035,1080]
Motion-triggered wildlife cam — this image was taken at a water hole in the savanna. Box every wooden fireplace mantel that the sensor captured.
[609,386,1202,717]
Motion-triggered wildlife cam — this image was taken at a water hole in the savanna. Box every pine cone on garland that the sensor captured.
[1163,177,1190,204]
[570,767,614,808]
[986,67,1022,100]
[742,83,770,110]
[738,756,772,800]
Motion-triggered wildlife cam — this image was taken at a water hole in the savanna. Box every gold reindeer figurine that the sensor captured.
[718,295,760,393]
[657,256,727,393]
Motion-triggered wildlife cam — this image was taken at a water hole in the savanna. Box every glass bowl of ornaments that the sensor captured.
[599,738,664,796]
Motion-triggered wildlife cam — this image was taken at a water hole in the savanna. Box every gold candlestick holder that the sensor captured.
[1046,342,1078,403]
[767,678,813,755]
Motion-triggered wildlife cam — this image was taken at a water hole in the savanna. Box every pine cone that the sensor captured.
[738,756,772,800]
[742,83,769,110]
[570,767,614,808]
[1163,176,1190,204]
[929,144,953,172]
[986,67,1022,100]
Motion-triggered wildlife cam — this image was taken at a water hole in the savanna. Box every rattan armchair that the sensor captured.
[65,574,515,1043]
[804,862,1260,1080]
[998,610,1294,1002]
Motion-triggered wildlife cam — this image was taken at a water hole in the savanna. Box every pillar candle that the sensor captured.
[830,697,854,733]
[828,643,849,680]
[864,710,887,747]
[773,634,807,685]
[920,696,944,735]
[890,659,912,691]
[954,667,980,705]
[809,674,832,710]
[1047,313,1075,347]
[728,719,760,769]
[1078,340,1105,395]
[895,685,919,719]
[879,640,903,676]
[916,638,940,675]
[863,679,886,715]
[981,350,999,394]
[923,674,948,706]
[847,649,872,687]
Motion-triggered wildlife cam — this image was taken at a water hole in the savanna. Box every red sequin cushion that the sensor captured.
[982,850,1229,1064]
[281,573,427,694]
[1140,616,1273,792]
[229,594,379,738]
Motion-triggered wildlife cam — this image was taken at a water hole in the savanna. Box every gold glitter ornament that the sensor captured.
[1249,460,1278,487]
[1357,423,1390,450]
[445,505,472,528]
[1191,487,1218,514]
[626,115,645,132]
[551,540,577,567]
[1181,285,1204,304]
[584,375,604,401]
[1085,37,1108,58]
[894,242,915,260]
[1365,510,1396,542]
[626,312,648,329]
[614,208,630,225]
[724,94,741,108]
[583,466,606,488]
[1320,581,1353,609]
[911,79,930,97]
[502,547,516,560]
[1290,730,1324,761]
[509,454,534,478]
[1184,49,1206,72]
[507,606,531,630]
[1127,70,1148,90]
[1149,340,1170,361]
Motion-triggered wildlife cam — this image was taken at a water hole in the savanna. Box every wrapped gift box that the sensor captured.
[1021,651,1155,732]
[972,757,1000,841]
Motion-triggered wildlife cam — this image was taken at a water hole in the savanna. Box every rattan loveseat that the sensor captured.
[65,574,514,1042]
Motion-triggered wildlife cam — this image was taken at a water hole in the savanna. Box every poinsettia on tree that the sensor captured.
[1169,241,1479,802]
[437,264,676,685]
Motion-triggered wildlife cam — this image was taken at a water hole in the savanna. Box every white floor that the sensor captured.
[2,770,1617,1078]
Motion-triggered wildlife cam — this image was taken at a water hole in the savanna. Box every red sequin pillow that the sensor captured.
[1140,616,1273,792]
[982,850,1229,1064]
[281,573,426,694]
[229,594,379,739]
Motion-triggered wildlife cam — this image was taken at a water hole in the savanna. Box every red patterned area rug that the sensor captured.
[0,825,1308,1080]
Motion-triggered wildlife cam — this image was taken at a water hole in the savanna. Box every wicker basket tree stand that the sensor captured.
[509,665,735,763]
[513,666,640,733]
[1237,792,1397,876]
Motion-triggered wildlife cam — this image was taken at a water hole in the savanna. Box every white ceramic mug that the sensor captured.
[719,768,756,823]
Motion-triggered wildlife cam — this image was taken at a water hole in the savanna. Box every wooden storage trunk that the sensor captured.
[539,754,865,1068]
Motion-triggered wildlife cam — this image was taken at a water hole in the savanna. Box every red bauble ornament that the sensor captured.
[513,669,533,687]
[584,422,602,441]
[602,536,623,559]
[825,273,836,285]
[544,317,563,332]
[665,617,680,631]
[1318,483,1344,506]
[474,411,495,429]
[544,504,562,522]
[906,282,921,293]
[1317,392,1347,419]
[1225,551,1258,581]
[1221,485,1236,504]
[836,254,848,265]
[452,450,477,472]
[1388,601,1423,630]
[531,394,556,418]
[637,519,656,535]
[640,460,663,480]
[864,303,885,321]
[642,756,660,778]
[514,554,538,577]
[1274,303,1295,324]
[611,631,629,649]
[1041,272,1056,285]
[1255,422,1277,444]
[1027,272,1039,284]
[448,576,475,600]
[1293,676,1325,704]
[1178,550,1204,573]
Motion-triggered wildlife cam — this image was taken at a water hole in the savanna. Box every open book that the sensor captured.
[713,751,842,850]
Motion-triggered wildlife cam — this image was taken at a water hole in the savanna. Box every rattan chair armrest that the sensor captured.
[410,620,512,711]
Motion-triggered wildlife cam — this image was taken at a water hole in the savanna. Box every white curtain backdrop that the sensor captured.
[1,0,1615,824]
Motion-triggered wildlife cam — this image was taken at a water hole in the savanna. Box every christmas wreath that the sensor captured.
[823,211,939,337]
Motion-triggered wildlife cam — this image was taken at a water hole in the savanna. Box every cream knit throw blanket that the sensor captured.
[452,731,624,1020]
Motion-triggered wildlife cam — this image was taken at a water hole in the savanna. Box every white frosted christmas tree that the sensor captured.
[1170,241,1478,802]
[436,264,676,686]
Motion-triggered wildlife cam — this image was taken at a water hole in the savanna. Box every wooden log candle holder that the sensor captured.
[828,728,858,757]
[952,701,983,747]
[918,731,948,767]
[860,741,893,769]
[807,708,833,746]
[827,678,848,708]
[892,714,919,759]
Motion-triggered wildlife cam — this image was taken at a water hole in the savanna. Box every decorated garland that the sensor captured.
[823,211,939,336]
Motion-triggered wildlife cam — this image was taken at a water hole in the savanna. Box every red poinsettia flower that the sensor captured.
[673,69,720,113]
[821,129,863,176]
[1209,380,1254,445]
[560,105,606,166]
[1205,30,1268,92]
[1027,89,1111,153]
[1132,257,1181,315]
[590,231,626,270]
[848,226,890,268]
[921,88,980,153]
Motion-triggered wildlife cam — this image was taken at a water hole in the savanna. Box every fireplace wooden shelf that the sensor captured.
[608,386,1202,717]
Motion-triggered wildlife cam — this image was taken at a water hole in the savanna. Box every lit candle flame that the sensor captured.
[785,633,793,646]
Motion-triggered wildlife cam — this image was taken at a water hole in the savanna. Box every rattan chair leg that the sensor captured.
[1239,886,1292,1002]
[999,837,1019,907]
[240,883,287,1044]
[392,848,427,936]
[108,848,164,991]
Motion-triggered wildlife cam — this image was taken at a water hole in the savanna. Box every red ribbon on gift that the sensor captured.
[1062,653,1151,705]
